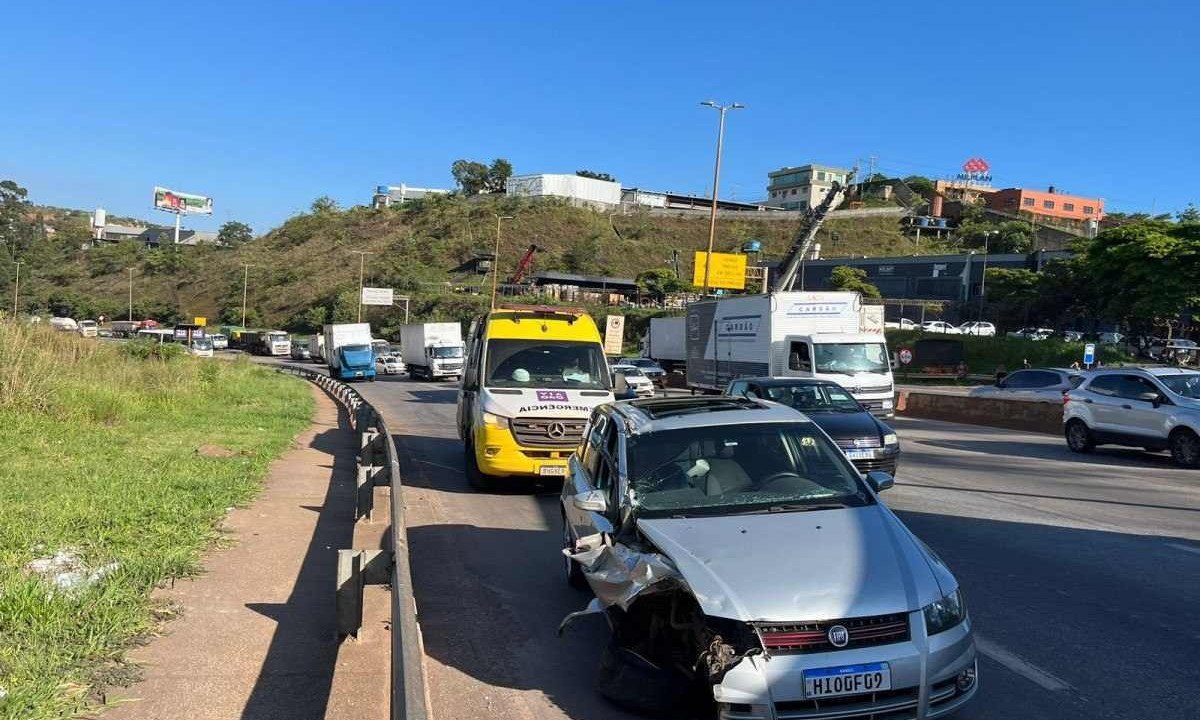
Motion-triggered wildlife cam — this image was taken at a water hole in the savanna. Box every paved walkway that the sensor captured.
[106,385,390,720]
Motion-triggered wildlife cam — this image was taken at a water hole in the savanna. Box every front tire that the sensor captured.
[464,432,493,491]
[1065,419,1095,453]
[1169,428,1200,468]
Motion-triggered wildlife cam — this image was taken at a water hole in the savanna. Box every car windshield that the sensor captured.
[622,358,653,367]
[431,346,463,358]
[616,367,645,377]
[343,344,370,353]
[486,339,612,390]
[761,383,863,413]
[1159,374,1200,398]
[813,342,889,375]
[192,339,212,350]
[627,422,870,518]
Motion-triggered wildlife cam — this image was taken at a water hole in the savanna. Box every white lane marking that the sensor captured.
[416,459,464,474]
[1165,542,1200,556]
[975,636,1072,692]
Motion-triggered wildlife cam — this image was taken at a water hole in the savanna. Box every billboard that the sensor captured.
[692,251,747,290]
[153,187,213,215]
[361,287,394,306]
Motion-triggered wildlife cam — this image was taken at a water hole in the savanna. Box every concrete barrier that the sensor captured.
[896,390,1063,435]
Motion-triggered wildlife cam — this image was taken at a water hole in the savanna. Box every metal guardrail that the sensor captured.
[276,364,430,720]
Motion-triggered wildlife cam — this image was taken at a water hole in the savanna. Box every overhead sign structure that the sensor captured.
[693,251,747,291]
[153,187,213,215]
[1083,343,1096,366]
[603,315,625,355]
[361,287,394,306]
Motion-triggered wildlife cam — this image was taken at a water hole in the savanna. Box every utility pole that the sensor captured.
[12,261,22,317]
[128,267,134,320]
[491,216,514,309]
[699,100,745,296]
[350,250,374,322]
[240,264,255,327]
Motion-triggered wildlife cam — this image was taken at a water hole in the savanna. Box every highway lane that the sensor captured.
[350,375,1200,720]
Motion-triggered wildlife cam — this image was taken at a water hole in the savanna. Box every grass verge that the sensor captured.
[0,324,313,719]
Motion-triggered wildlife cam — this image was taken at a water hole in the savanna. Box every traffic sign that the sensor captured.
[898,347,914,365]
[1083,343,1096,366]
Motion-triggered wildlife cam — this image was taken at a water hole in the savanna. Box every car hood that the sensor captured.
[803,410,884,439]
[635,506,944,622]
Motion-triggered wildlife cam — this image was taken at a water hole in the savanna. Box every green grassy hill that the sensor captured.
[4,195,952,334]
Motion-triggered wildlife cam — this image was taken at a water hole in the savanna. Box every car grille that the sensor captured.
[756,613,910,654]
[508,417,587,448]
[847,385,892,395]
[834,437,882,450]
[851,456,897,475]
[439,363,462,371]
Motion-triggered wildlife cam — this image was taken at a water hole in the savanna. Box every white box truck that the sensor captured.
[644,316,687,372]
[400,322,464,380]
[307,333,325,363]
[323,323,376,382]
[685,292,895,416]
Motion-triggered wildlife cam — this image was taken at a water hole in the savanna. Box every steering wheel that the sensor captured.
[758,471,803,492]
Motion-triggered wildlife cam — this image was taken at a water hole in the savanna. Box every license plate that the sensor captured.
[845,449,874,460]
[804,662,891,698]
[538,465,568,477]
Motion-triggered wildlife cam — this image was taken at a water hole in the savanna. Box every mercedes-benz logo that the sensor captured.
[827,624,849,648]
[547,422,567,439]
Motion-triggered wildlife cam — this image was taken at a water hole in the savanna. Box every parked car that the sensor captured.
[290,342,311,361]
[1098,331,1125,345]
[957,321,996,337]
[1056,329,1085,342]
[970,368,1087,403]
[1148,338,1199,365]
[1064,367,1200,466]
[920,321,960,334]
[884,318,918,330]
[1007,327,1054,341]
[381,355,405,375]
[611,364,655,398]
[210,333,228,350]
[726,377,900,475]
[616,357,667,384]
[560,397,977,717]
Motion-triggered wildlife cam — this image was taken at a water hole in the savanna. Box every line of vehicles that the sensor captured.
[447,295,977,720]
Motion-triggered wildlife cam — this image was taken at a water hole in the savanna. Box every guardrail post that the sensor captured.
[336,549,364,638]
[356,465,381,521]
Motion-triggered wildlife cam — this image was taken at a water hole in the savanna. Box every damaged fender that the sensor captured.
[559,532,683,624]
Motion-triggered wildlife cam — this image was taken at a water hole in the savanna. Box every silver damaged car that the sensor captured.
[560,397,977,719]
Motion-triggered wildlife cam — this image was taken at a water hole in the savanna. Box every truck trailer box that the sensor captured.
[322,323,376,381]
[400,322,464,380]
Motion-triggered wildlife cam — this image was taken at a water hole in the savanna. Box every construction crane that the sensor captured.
[509,244,540,284]
[772,168,857,292]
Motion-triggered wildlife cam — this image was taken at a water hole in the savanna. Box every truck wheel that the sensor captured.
[464,434,493,491]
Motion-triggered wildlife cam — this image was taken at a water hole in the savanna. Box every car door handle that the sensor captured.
[1121,404,1133,409]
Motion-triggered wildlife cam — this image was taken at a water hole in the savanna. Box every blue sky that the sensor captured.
[2,0,1196,233]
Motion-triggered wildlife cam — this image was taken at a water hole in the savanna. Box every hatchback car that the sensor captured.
[1064,367,1200,466]
[884,318,918,330]
[381,356,404,375]
[611,365,655,398]
[957,321,995,336]
[970,367,1086,403]
[1007,327,1054,341]
[559,397,977,719]
[616,357,667,384]
[919,321,960,334]
[726,377,900,475]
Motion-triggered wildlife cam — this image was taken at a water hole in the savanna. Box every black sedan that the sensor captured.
[725,377,900,476]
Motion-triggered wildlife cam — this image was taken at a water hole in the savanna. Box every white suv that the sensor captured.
[1063,368,1200,467]
[958,321,996,336]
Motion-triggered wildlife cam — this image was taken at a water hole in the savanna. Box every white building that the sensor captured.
[766,163,852,211]
[505,174,621,209]
[372,184,450,208]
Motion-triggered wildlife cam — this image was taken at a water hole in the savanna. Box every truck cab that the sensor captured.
[783,332,895,416]
[457,305,613,489]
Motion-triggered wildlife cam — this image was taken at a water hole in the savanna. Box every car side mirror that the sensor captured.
[573,489,608,513]
[865,471,894,493]
[996,380,1006,388]
[1138,391,1162,406]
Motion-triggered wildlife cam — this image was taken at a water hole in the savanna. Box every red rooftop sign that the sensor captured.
[958,157,992,183]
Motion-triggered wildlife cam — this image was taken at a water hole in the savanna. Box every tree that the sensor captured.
[1080,219,1200,327]
[829,266,881,299]
[576,170,617,183]
[636,268,688,301]
[903,175,936,200]
[1178,203,1200,223]
[217,220,253,246]
[984,267,1040,327]
[0,179,33,261]
[310,196,340,214]
[451,158,513,195]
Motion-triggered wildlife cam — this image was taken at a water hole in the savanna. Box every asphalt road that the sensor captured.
[339,372,1200,720]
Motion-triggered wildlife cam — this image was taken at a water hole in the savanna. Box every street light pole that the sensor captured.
[699,100,744,296]
[978,232,993,320]
[12,261,22,317]
[491,215,514,309]
[240,264,255,327]
[350,251,374,322]
[128,267,134,320]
